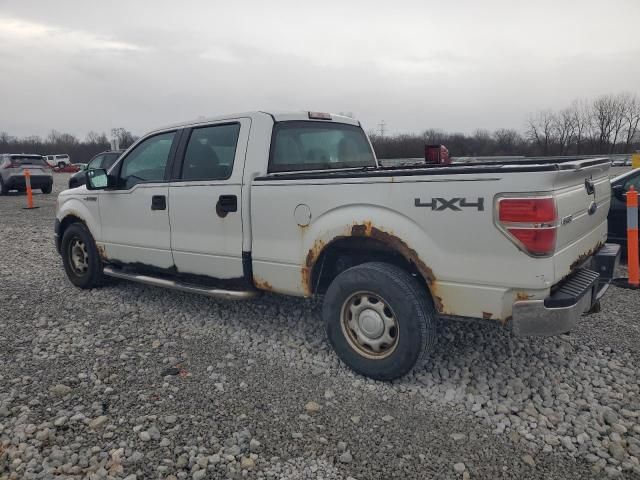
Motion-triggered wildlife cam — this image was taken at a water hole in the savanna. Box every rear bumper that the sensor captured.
[5,174,53,189]
[511,243,620,336]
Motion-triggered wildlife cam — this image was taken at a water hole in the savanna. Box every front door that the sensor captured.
[98,130,179,269]
[168,119,249,279]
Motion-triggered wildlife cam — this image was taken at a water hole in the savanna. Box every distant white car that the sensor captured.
[44,154,71,168]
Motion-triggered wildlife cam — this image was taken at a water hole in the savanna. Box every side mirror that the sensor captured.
[612,184,625,200]
[86,168,110,190]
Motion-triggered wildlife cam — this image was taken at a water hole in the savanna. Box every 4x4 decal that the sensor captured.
[415,197,485,211]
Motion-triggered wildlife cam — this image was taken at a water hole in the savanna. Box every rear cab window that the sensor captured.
[268,121,376,173]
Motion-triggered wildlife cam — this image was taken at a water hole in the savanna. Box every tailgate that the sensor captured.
[553,158,610,281]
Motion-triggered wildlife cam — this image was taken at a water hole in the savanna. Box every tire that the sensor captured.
[61,223,105,289]
[57,162,66,169]
[0,177,7,195]
[323,262,436,381]
[41,184,52,194]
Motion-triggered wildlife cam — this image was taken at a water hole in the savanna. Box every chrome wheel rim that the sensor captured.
[340,291,399,359]
[69,238,89,275]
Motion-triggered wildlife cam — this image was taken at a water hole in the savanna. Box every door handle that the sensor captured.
[151,195,166,211]
[216,194,237,218]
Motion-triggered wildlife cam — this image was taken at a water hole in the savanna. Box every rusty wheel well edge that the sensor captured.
[302,222,443,312]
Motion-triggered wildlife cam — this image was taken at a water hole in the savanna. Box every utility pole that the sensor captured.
[378,120,386,137]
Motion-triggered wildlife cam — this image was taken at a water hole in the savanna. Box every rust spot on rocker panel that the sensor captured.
[302,222,444,312]
[253,277,273,292]
[96,243,107,261]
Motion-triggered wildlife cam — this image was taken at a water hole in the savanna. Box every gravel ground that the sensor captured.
[1,174,639,480]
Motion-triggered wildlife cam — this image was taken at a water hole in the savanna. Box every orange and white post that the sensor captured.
[628,185,639,287]
[24,168,35,209]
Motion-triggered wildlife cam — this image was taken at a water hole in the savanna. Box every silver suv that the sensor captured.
[0,154,54,195]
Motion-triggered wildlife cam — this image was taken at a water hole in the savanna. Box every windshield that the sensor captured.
[269,121,376,173]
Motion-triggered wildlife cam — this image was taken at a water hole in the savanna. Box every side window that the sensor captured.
[103,153,120,170]
[88,155,104,169]
[118,132,175,189]
[181,123,240,180]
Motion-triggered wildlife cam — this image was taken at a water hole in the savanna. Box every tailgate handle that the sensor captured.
[585,178,595,195]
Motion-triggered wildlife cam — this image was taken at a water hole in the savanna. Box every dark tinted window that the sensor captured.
[269,122,375,173]
[10,155,46,166]
[119,132,175,188]
[181,123,240,180]
[623,172,640,191]
[87,154,104,169]
[103,153,121,170]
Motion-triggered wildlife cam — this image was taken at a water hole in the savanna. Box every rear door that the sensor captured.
[168,119,249,278]
[97,130,180,269]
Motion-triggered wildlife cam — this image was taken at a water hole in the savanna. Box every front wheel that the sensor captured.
[61,223,105,289]
[42,184,52,194]
[57,162,66,169]
[323,262,436,381]
[0,177,7,195]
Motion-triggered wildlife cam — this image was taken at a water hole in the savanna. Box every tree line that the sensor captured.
[0,128,138,163]
[1,92,639,161]
[370,92,640,159]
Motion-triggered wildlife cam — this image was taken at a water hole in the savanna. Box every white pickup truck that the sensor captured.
[55,111,620,380]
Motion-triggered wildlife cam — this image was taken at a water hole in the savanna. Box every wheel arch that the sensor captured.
[57,198,102,256]
[304,222,442,312]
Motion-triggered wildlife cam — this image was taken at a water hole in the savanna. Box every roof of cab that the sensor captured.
[153,111,360,134]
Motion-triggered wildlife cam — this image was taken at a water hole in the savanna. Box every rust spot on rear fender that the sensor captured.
[302,222,443,312]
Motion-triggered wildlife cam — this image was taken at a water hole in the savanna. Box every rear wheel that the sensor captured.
[323,262,436,381]
[57,162,66,169]
[0,178,7,195]
[61,223,105,288]
[42,184,52,194]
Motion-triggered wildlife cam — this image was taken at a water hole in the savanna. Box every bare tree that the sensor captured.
[622,93,640,152]
[111,128,137,149]
[527,110,555,155]
[552,108,576,155]
[567,100,590,154]
[493,128,523,154]
[86,131,109,145]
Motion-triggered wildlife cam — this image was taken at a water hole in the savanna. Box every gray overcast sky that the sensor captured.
[1,0,639,138]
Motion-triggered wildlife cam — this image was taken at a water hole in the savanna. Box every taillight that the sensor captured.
[3,162,19,169]
[497,196,558,256]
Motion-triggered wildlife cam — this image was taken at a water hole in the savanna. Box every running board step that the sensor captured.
[103,267,259,300]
